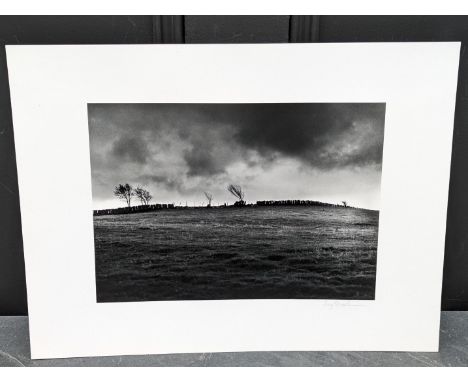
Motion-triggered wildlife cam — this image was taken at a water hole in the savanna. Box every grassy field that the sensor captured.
[94,206,378,302]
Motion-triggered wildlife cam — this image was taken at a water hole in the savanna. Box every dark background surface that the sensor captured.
[0,16,467,315]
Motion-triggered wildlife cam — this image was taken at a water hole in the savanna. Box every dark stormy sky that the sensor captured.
[88,103,385,210]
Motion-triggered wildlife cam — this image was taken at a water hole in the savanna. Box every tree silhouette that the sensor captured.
[204,192,213,207]
[114,183,134,207]
[342,201,348,208]
[227,184,245,204]
[135,186,153,205]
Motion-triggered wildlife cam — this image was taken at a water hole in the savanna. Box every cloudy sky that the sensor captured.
[87,103,385,210]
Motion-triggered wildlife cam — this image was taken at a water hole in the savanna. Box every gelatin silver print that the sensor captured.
[88,103,385,302]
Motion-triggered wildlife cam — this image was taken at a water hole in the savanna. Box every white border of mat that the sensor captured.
[6,43,460,358]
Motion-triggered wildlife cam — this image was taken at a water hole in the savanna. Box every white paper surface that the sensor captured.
[6,43,460,358]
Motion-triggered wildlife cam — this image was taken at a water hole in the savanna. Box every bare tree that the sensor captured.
[204,192,213,207]
[135,186,153,205]
[342,201,348,208]
[114,183,134,207]
[227,184,245,205]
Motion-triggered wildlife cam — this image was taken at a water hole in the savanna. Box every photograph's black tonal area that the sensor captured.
[88,103,385,302]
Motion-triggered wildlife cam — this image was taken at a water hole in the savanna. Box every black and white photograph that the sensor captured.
[6,37,460,358]
[88,103,386,302]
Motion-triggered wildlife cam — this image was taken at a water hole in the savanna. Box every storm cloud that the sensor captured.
[88,103,385,210]
[111,134,150,164]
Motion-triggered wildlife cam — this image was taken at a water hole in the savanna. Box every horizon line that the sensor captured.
[93,198,379,212]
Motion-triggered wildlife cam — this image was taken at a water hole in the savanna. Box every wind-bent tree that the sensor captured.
[204,192,213,207]
[114,183,134,207]
[227,184,245,205]
[135,186,153,205]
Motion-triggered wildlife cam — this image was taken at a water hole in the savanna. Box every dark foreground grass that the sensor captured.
[94,206,378,302]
